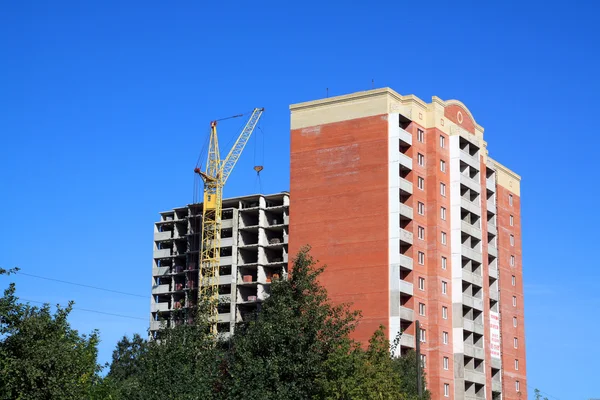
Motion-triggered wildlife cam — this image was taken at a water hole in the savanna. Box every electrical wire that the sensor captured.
[19,298,146,321]
[524,382,562,400]
[13,271,146,299]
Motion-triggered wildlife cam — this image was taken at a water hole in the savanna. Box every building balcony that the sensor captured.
[490,290,499,302]
[463,318,474,333]
[460,173,481,193]
[464,343,485,360]
[462,270,483,288]
[152,284,170,295]
[461,197,481,216]
[486,175,496,191]
[222,219,234,229]
[399,153,413,171]
[154,231,172,241]
[220,256,233,266]
[460,149,481,170]
[399,203,413,220]
[463,294,484,311]
[488,245,498,258]
[487,220,497,234]
[400,280,413,296]
[400,306,414,322]
[487,199,497,214]
[219,275,233,285]
[200,274,233,286]
[492,380,502,393]
[398,126,412,146]
[153,249,172,259]
[400,333,415,348]
[464,319,484,334]
[151,302,169,312]
[464,369,486,385]
[399,177,413,195]
[152,266,170,277]
[219,237,234,248]
[491,357,502,369]
[400,229,413,245]
[150,320,167,331]
[461,221,482,240]
[218,313,231,323]
[399,254,413,271]
[489,265,498,280]
[462,245,483,263]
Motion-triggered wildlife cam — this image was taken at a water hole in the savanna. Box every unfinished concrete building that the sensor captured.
[150,192,289,338]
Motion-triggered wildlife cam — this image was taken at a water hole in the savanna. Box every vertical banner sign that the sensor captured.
[490,311,501,359]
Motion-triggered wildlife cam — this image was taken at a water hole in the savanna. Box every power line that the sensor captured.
[525,382,562,400]
[19,298,147,321]
[14,271,147,299]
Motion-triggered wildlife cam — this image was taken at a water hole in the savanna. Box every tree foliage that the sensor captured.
[223,247,360,400]
[0,269,100,400]
[1,249,430,400]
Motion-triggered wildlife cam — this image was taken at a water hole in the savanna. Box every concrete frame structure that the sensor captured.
[151,193,289,338]
[289,88,526,400]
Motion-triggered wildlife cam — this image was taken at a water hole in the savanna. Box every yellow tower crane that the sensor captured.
[194,107,264,333]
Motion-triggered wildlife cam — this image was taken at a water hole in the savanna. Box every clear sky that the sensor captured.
[1,1,598,398]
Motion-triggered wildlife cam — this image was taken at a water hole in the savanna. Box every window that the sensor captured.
[418,226,425,240]
[513,296,517,307]
[418,202,425,215]
[441,231,447,245]
[510,215,514,226]
[441,256,447,270]
[419,328,426,342]
[443,357,449,370]
[443,331,449,344]
[516,380,520,392]
[418,153,425,166]
[442,306,448,319]
[420,354,426,368]
[440,135,445,148]
[515,359,519,370]
[513,317,518,327]
[418,251,425,265]
[444,383,450,397]
[509,194,513,206]
[510,234,515,246]
[514,337,518,348]
[417,129,424,143]
[418,176,424,190]
[418,277,425,291]
[440,160,446,172]
[442,281,448,294]
[512,275,516,286]
[510,255,515,266]
[419,303,426,316]
[441,207,446,220]
[440,182,446,196]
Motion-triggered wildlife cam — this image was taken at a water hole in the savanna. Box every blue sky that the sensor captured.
[1,1,598,398]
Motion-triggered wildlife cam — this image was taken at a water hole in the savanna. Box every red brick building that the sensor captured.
[289,88,526,400]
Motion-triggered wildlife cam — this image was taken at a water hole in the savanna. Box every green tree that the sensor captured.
[391,349,430,400]
[318,326,429,400]
[0,268,101,400]
[534,388,549,400]
[102,304,226,400]
[223,246,361,400]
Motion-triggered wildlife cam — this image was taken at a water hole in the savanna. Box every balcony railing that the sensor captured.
[400,229,413,245]
[399,153,413,170]
[400,280,414,296]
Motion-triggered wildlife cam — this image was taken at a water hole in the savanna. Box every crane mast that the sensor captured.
[194,107,264,334]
